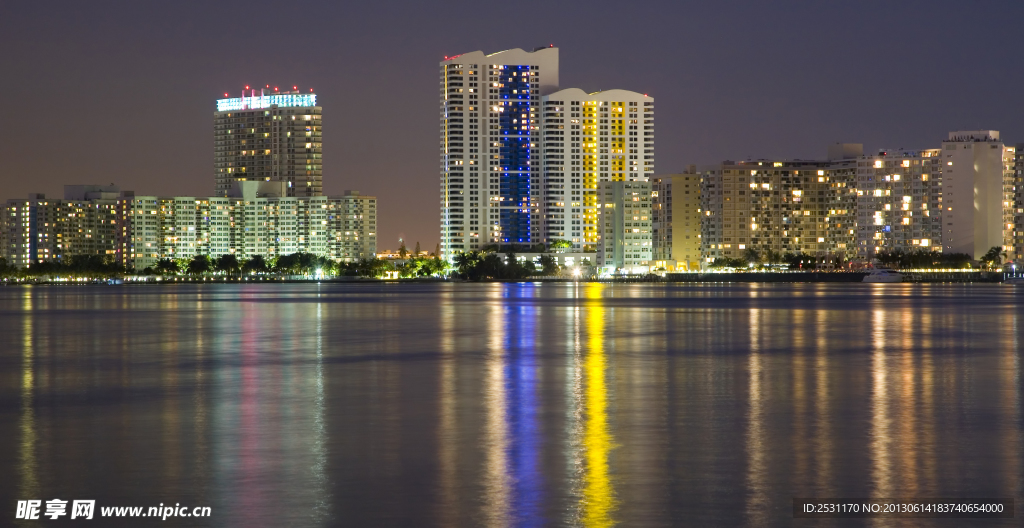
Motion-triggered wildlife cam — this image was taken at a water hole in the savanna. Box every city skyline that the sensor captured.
[2,1,1023,250]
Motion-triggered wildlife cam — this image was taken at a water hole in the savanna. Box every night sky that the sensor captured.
[2,1,1022,251]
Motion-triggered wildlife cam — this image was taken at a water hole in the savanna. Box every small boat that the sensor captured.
[863,269,903,283]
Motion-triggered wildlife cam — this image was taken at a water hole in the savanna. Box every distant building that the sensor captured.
[332,191,377,261]
[652,171,701,270]
[2,186,123,267]
[2,184,375,271]
[598,181,652,272]
[941,131,1005,259]
[214,87,322,197]
[855,148,943,258]
[120,192,376,270]
[1003,145,1018,261]
[1013,144,1024,262]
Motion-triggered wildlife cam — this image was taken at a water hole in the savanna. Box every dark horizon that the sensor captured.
[2,0,1022,251]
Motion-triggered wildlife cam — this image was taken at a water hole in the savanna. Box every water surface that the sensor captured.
[0,282,1021,526]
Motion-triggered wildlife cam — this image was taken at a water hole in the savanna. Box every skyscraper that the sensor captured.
[540,89,654,251]
[439,47,559,257]
[214,87,322,197]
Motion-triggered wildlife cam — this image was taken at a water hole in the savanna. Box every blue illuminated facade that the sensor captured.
[496,65,534,245]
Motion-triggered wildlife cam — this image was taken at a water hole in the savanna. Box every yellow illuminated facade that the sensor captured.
[578,284,618,526]
[700,159,857,266]
[652,172,701,270]
[541,89,654,251]
[856,149,943,259]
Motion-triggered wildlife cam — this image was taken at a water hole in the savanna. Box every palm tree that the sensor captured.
[980,246,1004,270]
[742,248,760,267]
[243,255,269,274]
[155,258,179,275]
[187,254,212,276]
[215,254,240,276]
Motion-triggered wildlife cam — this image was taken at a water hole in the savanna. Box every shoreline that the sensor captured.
[0,271,1009,285]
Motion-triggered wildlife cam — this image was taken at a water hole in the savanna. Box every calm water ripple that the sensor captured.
[0,282,1021,527]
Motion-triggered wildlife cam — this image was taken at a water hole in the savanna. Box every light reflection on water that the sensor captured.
[0,282,1021,527]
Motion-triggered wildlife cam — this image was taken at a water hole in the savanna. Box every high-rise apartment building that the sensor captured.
[1003,145,1017,261]
[941,131,1005,259]
[598,181,652,271]
[438,47,655,264]
[540,89,654,251]
[1012,145,1024,261]
[214,87,322,197]
[652,171,701,270]
[855,149,943,258]
[700,153,858,265]
[439,48,559,256]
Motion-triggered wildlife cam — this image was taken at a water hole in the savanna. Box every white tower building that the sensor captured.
[438,47,559,257]
[540,89,654,251]
[941,131,1005,259]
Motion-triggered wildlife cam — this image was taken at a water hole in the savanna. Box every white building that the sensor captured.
[119,192,375,271]
[439,47,559,256]
[598,181,652,272]
[540,89,654,251]
[941,131,1005,259]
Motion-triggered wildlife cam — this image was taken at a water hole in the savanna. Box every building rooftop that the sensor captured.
[216,86,317,112]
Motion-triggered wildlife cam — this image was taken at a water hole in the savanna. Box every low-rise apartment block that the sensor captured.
[3,184,377,271]
[598,181,652,272]
[652,171,701,270]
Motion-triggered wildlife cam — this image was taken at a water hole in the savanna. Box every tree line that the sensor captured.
[0,255,127,279]
[452,251,565,280]
[709,247,996,271]
[0,252,449,280]
[709,249,847,270]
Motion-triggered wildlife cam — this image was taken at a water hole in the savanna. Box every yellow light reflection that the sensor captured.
[870,308,893,498]
[18,289,39,512]
[745,307,767,525]
[580,283,617,527]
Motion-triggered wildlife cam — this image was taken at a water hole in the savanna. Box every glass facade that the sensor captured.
[496,65,533,244]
